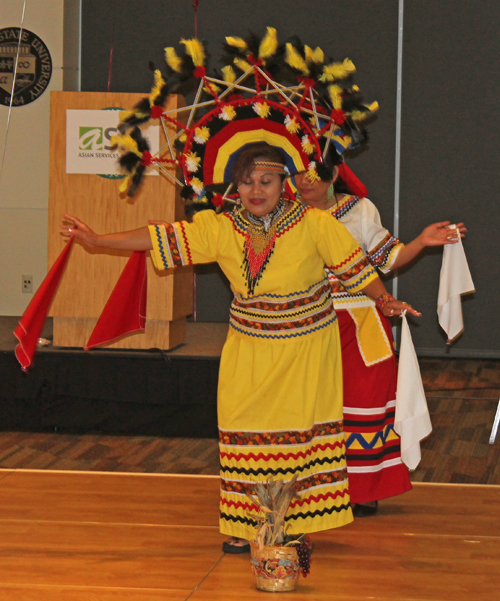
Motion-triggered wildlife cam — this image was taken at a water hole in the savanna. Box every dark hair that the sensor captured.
[316,140,353,194]
[231,142,287,185]
[318,138,342,176]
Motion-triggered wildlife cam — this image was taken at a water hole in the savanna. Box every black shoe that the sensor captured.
[352,501,378,517]
[222,537,251,554]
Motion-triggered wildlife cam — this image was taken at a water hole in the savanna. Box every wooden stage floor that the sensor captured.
[0,469,498,601]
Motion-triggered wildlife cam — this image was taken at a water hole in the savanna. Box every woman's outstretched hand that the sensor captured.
[60,214,100,247]
[60,214,153,251]
[419,221,467,247]
[381,300,421,318]
[148,220,169,227]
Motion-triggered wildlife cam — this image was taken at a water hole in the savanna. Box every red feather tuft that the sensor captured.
[331,109,347,125]
[212,193,225,208]
[141,151,153,166]
[150,105,164,119]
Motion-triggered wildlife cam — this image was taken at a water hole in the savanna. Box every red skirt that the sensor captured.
[338,309,412,503]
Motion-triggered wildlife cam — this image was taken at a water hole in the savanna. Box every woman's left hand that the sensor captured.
[381,300,421,318]
[419,221,467,247]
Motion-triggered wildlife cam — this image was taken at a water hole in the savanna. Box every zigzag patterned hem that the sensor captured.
[221,453,346,477]
[221,503,351,526]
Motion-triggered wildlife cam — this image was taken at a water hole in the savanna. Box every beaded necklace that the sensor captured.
[242,198,287,296]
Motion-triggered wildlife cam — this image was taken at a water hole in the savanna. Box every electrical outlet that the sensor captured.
[22,275,33,293]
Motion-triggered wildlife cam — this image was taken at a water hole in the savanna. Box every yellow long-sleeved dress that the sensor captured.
[149,200,378,539]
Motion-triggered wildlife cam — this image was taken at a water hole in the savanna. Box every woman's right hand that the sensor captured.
[60,214,100,247]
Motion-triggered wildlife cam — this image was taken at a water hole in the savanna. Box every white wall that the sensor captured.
[0,0,66,315]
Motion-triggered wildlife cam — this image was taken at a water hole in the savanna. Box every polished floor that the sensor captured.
[2,318,500,599]
[0,470,498,600]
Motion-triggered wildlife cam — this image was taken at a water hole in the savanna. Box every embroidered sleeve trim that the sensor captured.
[368,232,402,270]
[177,221,193,265]
[327,251,377,292]
[150,223,191,270]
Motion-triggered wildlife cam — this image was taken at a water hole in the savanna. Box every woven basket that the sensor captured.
[250,542,300,592]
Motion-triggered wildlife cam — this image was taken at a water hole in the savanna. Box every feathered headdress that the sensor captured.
[114,29,378,211]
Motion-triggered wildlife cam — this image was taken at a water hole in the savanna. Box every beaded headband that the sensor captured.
[114,28,377,211]
[252,161,286,174]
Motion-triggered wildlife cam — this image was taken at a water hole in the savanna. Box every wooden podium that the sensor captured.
[48,92,192,350]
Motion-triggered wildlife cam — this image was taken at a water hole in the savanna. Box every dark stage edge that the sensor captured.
[1,319,227,438]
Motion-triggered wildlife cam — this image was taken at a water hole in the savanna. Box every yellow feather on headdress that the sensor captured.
[328,84,344,109]
[350,110,365,122]
[180,38,205,67]
[284,114,300,133]
[193,126,210,144]
[110,134,141,157]
[190,177,204,195]
[204,82,221,96]
[185,152,201,173]
[321,58,356,82]
[119,108,139,123]
[225,36,247,50]
[304,45,324,64]
[149,70,165,105]
[259,27,278,59]
[234,57,253,73]
[165,47,182,73]
[253,102,271,119]
[219,105,236,121]
[350,101,379,122]
[285,43,309,76]
[311,46,324,63]
[119,176,131,193]
[221,65,236,83]
[306,162,321,183]
[301,134,315,155]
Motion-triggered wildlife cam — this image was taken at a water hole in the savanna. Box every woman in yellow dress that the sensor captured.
[61,142,417,551]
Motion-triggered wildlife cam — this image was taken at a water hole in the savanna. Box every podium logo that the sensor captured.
[78,125,118,151]
[79,127,103,150]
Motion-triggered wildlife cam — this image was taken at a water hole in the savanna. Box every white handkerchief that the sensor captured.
[394,312,432,470]
[437,228,475,342]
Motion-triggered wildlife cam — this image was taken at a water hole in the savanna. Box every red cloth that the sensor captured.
[338,310,412,503]
[338,163,368,198]
[15,238,75,371]
[85,251,147,350]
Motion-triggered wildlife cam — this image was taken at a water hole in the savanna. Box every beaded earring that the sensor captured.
[327,183,335,200]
